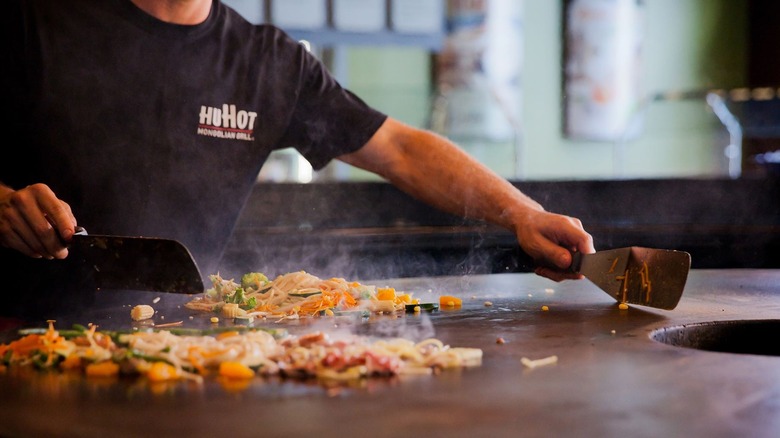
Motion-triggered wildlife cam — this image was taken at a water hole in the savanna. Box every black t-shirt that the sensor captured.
[0,0,387,318]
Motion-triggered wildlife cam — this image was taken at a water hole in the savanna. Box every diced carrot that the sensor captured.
[439,295,462,307]
[342,292,357,307]
[187,347,207,375]
[396,293,412,304]
[376,287,396,301]
[219,361,254,379]
[216,331,240,340]
[8,334,43,356]
[147,362,180,382]
[60,355,82,370]
[85,361,119,377]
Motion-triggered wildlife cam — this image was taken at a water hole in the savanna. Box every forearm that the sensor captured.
[399,137,540,229]
[343,119,543,234]
[341,117,594,281]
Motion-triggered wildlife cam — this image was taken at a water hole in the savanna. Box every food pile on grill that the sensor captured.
[185,271,454,321]
[0,321,482,384]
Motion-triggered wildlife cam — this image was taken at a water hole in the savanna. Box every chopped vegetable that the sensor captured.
[439,295,462,308]
[85,361,119,377]
[186,271,418,320]
[376,287,396,301]
[130,305,154,321]
[219,361,255,379]
[318,309,370,318]
[234,316,255,324]
[241,272,269,290]
[396,293,412,304]
[405,303,438,313]
[221,303,247,318]
[370,300,396,313]
[147,361,180,382]
[216,331,240,341]
[1,321,482,387]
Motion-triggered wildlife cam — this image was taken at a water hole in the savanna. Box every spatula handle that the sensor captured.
[569,251,584,273]
[59,226,87,246]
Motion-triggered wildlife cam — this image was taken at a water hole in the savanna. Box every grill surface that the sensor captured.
[1,269,779,437]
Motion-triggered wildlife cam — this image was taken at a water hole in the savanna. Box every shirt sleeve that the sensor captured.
[273,39,388,170]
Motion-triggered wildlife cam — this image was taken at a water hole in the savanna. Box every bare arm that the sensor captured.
[338,117,595,281]
[0,182,77,259]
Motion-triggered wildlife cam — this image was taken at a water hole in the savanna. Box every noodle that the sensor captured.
[0,321,482,385]
[185,271,413,319]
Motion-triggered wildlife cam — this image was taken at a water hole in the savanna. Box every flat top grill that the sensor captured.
[1,269,779,438]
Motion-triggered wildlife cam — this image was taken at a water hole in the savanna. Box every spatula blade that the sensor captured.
[69,232,204,294]
[573,247,691,310]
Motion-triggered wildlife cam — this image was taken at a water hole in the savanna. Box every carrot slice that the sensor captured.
[147,362,180,382]
[396,293,412,304]
[439,295,462,307]
[376,287,396,301]
[219,361,254,379]
[85,361,119,377]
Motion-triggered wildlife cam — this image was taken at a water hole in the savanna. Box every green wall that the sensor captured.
[333,0,747,181]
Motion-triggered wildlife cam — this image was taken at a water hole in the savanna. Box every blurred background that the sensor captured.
[218,0,780,279]
[224,0,779,183]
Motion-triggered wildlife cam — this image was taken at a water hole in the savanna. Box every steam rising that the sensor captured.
[298,312,436,343]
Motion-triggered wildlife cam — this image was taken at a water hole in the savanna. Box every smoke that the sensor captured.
[280,306,436,343]
[352,312,437,342]
[219,218,507,285]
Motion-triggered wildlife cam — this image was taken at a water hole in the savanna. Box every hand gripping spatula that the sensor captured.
[68,227,204,294]
[570,247,691,310]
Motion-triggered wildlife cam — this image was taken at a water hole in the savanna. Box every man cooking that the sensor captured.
[0,0,594,318]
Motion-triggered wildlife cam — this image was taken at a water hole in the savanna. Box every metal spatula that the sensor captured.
[68,227,204,294]
[570,247,691,310]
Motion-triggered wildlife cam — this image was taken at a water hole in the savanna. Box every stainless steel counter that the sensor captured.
[1,269,779,438]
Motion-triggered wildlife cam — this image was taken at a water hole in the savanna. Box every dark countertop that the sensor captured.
[219,177,780,280]
[1,269,779,438]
